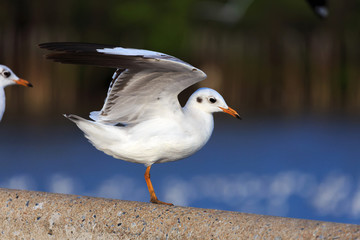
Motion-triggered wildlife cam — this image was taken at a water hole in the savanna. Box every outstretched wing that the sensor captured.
[40,42,207,125]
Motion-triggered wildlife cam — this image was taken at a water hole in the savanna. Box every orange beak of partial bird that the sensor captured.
[14,79,33,87]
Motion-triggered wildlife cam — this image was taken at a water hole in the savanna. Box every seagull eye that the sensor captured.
[3,71,10,78]
[209,97,217,104]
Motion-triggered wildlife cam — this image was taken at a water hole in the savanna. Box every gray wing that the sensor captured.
[40,42,207,125]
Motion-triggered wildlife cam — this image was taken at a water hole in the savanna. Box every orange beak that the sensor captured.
[219,107,241,119]
[14,78,33,87]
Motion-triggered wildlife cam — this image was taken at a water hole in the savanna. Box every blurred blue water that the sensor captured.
[0,115,359,224]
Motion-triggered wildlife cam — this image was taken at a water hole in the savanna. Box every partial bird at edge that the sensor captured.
[0,65,32,122]
[306,0,328,18]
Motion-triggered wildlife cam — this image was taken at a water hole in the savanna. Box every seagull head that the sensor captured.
[0,65,32,88]
[189,88,241,119]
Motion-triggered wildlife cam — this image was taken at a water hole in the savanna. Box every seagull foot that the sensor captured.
[150,198,174,206]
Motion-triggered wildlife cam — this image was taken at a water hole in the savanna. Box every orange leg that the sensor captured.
[144,166,173,205]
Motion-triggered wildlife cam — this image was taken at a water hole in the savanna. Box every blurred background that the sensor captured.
[1,0,360,224]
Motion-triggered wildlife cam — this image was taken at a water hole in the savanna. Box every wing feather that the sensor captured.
[40,42,207,125]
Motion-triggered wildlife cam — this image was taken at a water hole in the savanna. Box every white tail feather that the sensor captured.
[89,111,100,121]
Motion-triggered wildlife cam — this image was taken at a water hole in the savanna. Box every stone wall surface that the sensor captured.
[0,188,359,239]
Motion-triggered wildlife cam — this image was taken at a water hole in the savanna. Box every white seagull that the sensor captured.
[39,42,240,205]
[0,65,32,121]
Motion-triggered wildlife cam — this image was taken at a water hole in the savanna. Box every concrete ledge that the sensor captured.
[0,188,359,239]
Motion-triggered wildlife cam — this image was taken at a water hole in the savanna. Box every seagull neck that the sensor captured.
[0,87,5,121]
[183,103,214,132]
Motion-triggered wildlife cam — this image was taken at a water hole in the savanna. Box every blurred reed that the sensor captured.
[0,0,359,123]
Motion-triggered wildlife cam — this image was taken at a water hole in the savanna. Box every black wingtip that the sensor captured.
[38,42,117,52]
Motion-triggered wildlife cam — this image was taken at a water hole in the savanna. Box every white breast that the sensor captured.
[86,111,214,166]
[0,88,6,121]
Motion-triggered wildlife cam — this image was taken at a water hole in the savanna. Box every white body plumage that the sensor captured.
[67,88,220,166]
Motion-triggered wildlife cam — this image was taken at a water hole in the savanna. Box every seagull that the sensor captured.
[0,65,32,121]
[39,42,241,205]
